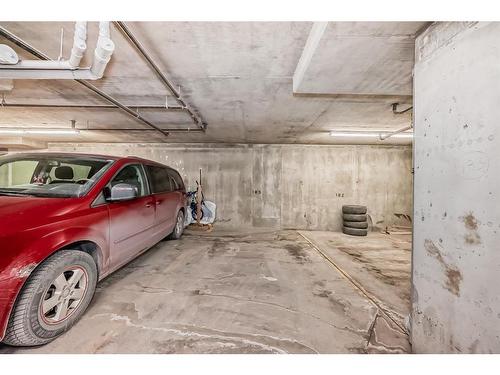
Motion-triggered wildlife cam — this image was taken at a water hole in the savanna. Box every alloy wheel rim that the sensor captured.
[176,213,183,235]
[39,266,88,324]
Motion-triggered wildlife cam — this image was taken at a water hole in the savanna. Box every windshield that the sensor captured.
[0,155,113,198]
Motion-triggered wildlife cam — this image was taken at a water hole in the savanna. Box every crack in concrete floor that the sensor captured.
[298,231,409,334]
[0,229,410,353]
[89,312,319,354]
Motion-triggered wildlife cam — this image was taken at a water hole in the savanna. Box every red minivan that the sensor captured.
[0,153,187,346]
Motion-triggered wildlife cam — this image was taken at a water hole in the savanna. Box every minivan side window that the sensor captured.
[111,164,148,197]
[145,165,173,193]
[168,169,184,191]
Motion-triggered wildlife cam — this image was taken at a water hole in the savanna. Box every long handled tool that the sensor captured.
[196,168,202,225]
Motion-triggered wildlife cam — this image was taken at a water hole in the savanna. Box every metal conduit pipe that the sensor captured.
[81,128,204,133]
[114,21,206,131]
[0,25,173,139]
[0,103,184,110]
[379,124,413,141]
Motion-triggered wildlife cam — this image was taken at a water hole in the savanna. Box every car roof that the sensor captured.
[3,152,121,161]
[3,152,175,170]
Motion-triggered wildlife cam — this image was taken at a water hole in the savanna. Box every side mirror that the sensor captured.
[106,183,138,202]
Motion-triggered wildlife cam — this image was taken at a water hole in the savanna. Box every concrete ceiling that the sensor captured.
[0,22,427,147]
[293,22,422,95]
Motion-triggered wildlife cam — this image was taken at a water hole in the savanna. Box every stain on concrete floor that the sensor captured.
[299,230,412,330]
[0,229,410,354]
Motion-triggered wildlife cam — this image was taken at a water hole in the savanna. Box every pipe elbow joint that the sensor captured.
[90,38,115,78]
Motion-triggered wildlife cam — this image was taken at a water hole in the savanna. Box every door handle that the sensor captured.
[156,200,162,205]
[145,202,153,208]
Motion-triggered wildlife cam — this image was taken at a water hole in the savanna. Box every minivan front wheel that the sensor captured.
[169,210,185,240]
[3,250,97,346]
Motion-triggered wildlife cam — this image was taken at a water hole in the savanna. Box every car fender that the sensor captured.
[0,225,109,341]
[20,226,109,278]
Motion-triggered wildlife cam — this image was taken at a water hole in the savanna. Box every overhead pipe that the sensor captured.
[69,21,87,68]
[0,22,87,71]
[80,127,204,133]
[0,126,202,134]
[114,21,206,131]
[0,22,115,80]
[0,103,183,110]
[0,25,169,139]
[2,23,87,71]
[379,124,413,141]
[378,103,413,141]
[89,22,115,78]
[392,102,413,115]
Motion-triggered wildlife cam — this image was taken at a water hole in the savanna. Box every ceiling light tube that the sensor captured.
[329,131,413,139]
[0,128,80,135]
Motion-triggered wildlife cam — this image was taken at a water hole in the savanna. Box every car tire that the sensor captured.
[342,226,368,236]
[342,213,367,222]
[169,210,185,240]
[342,205,367,215]
[3,250,97,347]
[343,220,368,229]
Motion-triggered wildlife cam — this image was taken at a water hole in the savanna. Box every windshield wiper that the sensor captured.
[27,192,73,198]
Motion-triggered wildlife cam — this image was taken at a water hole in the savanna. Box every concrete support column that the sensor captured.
[412,22,500,353]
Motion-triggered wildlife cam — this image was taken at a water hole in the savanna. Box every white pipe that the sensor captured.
[0,23,87,71]
[0,68,109,80]
[0,21,113,80]
[2,60,73,70]
[0,128,80,135]
[98,21,110,39]
[68,22,87,68]
[90,22,115,78]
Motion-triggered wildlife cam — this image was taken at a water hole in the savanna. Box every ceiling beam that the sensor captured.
[292,22,328,94]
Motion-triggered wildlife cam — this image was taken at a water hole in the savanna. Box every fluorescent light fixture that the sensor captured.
[329,131,413,139]
[0,128,80,135]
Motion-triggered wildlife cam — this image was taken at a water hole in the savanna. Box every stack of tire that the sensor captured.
[342,205,368,236]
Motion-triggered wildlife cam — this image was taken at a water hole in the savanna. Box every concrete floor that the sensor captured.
[300,231,412,327]
[0,229,411,354]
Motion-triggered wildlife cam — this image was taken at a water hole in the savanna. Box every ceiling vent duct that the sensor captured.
[0,22,115,80]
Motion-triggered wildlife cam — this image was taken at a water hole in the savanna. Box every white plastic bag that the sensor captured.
[200,200,216,224]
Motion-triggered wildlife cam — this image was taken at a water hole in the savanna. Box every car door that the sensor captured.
[167,168,186,218]
[107,164,156,267]
[145,164,178,237]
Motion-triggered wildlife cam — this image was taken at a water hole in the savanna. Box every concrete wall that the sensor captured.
[47,143,412,231]
[412,22,500,353]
